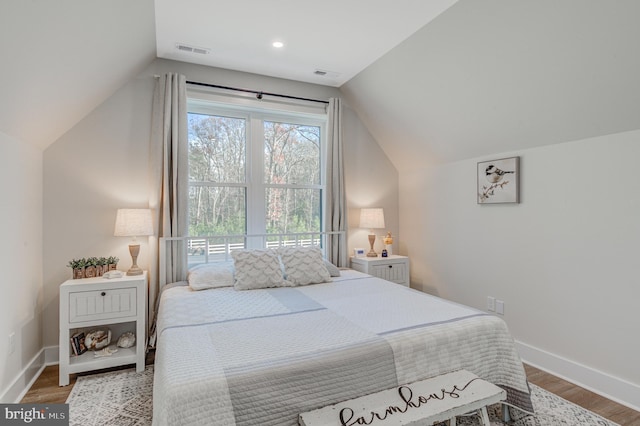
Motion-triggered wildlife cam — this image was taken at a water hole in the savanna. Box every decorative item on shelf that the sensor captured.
[94,347,118,358]
[381,249,388,257]
[117,332,136,349]
[114,209,154,276]
[67,258,88,279]
[84,328,112,350]
[66,256,119,279]
[70,331,87,356]
[85,257,98,278]
[96,257,108,276]
[107,256,119,271]
[359,208,385,257]
[383,231,393,256]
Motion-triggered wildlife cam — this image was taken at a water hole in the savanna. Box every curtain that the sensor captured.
[325,98,348,267]
[148,73,189,344]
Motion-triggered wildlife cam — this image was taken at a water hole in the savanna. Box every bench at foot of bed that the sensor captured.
[299,370,506,426]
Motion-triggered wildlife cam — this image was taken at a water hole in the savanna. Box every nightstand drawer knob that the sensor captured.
[101,292,106,296]
[388,265,392,268]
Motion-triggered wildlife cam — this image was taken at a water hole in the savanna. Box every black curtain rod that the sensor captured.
[186,80,330,105]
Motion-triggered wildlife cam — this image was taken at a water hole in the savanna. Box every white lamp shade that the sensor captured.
[360,208,385,229]
[114,209,154,237]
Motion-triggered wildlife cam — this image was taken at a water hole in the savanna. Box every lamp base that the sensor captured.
[126,243,144,276]
[126,265,144,276]
[366,234,378,257]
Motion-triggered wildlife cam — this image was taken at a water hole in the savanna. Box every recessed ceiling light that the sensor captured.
[272,41,284,48]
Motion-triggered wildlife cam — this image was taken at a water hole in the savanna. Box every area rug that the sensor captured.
[66,366,618,426]
[66,367,154,426]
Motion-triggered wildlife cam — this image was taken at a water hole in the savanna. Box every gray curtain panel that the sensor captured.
[148,73,189,344]
[325,98,348,267]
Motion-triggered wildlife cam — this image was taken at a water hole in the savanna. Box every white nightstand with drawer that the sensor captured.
[59,271,147,386]
[350,255,410,286]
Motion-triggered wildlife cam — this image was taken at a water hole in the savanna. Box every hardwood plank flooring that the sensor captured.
[524,364,640,425]
[21,363,640,425]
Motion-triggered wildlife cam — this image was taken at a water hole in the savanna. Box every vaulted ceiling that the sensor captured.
[0,0,156,150]
[3,0,640,170]
[341,0,640,168]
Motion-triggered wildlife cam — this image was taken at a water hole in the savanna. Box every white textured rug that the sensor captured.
[66,366,618,426]
[66,367,154,426]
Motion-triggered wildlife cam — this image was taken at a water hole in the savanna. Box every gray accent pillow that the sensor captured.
[231,249,288,290]
[323,260,341,277]
[279,246,332,286]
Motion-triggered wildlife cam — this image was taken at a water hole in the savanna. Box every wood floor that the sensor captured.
[21,363,640,425]
[524,364,640,425]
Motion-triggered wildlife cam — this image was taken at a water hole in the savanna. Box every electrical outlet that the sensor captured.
[496,300,505,315]
[487,296,495,312]
[9,332,15,355]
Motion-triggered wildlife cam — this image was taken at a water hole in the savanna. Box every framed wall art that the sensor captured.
[477,156,519,204]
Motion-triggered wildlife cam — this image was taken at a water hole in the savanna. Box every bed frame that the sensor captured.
[159,231,344,287]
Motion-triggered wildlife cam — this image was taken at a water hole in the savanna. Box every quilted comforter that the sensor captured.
[153,270,532,425]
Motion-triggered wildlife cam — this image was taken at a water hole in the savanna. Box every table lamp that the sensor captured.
[114,209,153,276]
[359,208,385,257]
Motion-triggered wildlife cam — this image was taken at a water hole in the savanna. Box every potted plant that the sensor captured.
[67,258,87,279]
[85,257,98,278]
[96,257,108,276]
[107,256,119,271]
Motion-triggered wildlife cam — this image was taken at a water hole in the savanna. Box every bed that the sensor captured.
[152,235,532,426]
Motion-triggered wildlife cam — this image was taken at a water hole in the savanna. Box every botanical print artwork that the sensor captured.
[477,157,519,204]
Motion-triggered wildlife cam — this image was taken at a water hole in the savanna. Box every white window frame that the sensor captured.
[187,89,328,239]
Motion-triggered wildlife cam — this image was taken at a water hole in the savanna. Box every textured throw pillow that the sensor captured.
[187,262,235,291]
[279,246,332,286]
[231,249,288,290]
[323,260,341,277]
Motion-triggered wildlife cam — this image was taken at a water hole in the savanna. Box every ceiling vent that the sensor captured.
[175,43,210,55]
[314,69,340,79]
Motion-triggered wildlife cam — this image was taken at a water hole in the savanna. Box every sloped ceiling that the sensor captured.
[4,0,640,163]
[341,0,640,169]
[0,0,156,150]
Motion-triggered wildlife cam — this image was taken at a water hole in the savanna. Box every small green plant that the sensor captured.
[67,258,87,269]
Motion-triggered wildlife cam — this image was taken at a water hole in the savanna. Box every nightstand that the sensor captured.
[350,255,410,287]
[59,271,147,386]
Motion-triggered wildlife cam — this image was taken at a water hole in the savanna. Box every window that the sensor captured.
[187,98,326,244]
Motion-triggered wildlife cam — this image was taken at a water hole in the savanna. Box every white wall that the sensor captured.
[0,132,43,401]
[42,58,399,348]
[343,106,400,256]
[400,129,640,408]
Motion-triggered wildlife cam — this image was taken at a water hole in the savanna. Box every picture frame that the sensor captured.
[353,248,365,258]
[477,156,519,204]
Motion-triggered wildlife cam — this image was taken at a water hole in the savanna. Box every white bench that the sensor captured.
[299,370,506,426]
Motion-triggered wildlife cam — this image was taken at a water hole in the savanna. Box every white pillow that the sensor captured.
[187,262,235,290]
[231,249,289,290]
[279,246,332,286]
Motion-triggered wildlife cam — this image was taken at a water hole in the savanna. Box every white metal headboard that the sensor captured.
[159,231,345,287]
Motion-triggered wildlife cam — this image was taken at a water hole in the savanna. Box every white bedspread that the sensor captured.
[153,270,532,425]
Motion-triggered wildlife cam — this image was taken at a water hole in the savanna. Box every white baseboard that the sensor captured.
[516,340,640,412]
[45,345,59,365]
[0,349,45,403]
[0,346,59,403]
